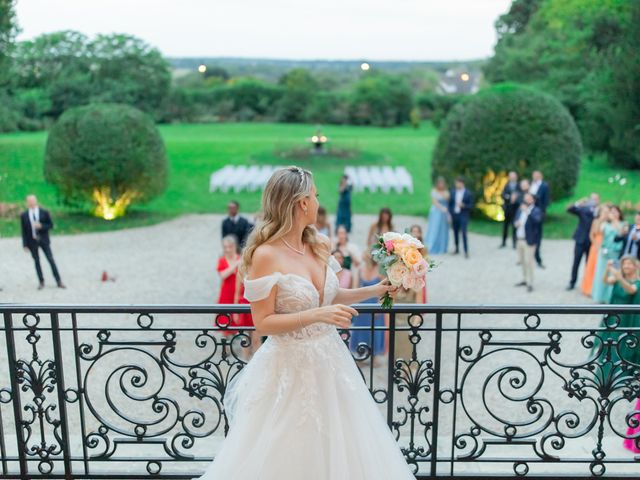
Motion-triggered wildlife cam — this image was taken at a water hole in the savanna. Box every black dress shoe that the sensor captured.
[57,282,67,289]
[565,284,575,291]
[465,252,469,259]
[537,263,546,269]
[499,244,506,249]
[515,281,527,287]
[38,283,44,290]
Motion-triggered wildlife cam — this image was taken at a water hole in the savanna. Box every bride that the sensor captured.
[199,166,416,479]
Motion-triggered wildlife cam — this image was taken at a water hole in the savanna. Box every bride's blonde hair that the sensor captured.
[240,166,329,276]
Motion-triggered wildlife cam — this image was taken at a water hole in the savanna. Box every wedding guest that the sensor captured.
[592,206,625,303]
[566,194,599,290]
[222,200,253,249]
[332,250,353,289]
[615,210,640,260]
[597,256,640,378]
[20,195,66,290]
[582,204,611,296]
[367,207,394,248]
[333,225,361,270]
[336,174,353,233]
[314,205,332,242]
[514,192,543,292]
[410,224,428,303]
[500,171,519,249]
[350,251,385,367]
[529,170,550,268]
[217,235,241,334]
[425,176,450,255]
[448,176,473,258]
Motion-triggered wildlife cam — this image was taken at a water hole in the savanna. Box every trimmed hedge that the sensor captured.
[432,83,583,201]
[44,103,168,205]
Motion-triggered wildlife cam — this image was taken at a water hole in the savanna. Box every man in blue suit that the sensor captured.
[566,194,599,290]
[448,176,474,258]
[514,192,543,292]
[529,170,550,268]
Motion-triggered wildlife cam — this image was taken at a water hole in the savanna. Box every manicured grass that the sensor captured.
[0,122,638,239]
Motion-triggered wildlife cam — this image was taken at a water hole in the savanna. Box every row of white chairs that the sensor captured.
[344,166,413,194]
[209,165,287,193]
[209,165,414,194]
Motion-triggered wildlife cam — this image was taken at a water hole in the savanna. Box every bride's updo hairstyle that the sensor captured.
[240,166,330,276]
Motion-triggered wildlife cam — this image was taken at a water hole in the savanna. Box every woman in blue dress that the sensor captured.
[425,176,451,254]
[349,252,385,367]
[592,205,625,303]
[335,174,352,233]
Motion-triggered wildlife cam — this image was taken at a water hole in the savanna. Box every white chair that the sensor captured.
[395,166,414,194]
[356,166,376,193]
[381,166,398,193]
[245,165,262,192]
[344,166,362,193]
[368,166,387,193]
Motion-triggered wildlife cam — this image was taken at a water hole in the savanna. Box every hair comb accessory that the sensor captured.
[293,166,305,186]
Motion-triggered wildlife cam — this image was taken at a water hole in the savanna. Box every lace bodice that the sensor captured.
[243,256,342,341]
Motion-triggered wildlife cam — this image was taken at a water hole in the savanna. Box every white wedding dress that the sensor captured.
[199,256,416,479]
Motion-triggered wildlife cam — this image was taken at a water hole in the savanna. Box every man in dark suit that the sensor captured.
[566,194,599,290]
[500,171,519,249]
[21,195,65,290]
[448,177,474,258]
[221,200,253,249]
[514,192,543,292]
[529,170,550,268]
[615,210,640,260]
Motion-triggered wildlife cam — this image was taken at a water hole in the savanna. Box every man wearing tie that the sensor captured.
[615,210,640,260]
[448,177,474,258]
[500,171,519,249]
[529,170,550,268]
[566,194,599,290]
[221,200,253,249]
[20,195,65,290]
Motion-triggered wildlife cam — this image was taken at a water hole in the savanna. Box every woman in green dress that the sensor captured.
[596,255,640,380]
[592,206,625,303]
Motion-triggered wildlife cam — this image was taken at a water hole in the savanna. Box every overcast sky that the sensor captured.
[15,0,512,61]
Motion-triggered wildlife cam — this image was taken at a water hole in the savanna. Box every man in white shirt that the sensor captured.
[20,195,65,290]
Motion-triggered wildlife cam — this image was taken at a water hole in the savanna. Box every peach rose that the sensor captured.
[402,274,417,290]
[387,261,409,286]
[402,247,422,267]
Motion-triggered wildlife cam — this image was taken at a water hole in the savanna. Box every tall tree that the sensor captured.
[0,0,18,86]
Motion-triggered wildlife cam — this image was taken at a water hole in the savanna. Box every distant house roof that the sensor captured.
[438,68,480,95]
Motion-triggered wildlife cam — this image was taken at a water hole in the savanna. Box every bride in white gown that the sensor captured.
[199,166,416,479]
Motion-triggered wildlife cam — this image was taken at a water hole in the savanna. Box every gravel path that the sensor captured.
[0,213,594,306]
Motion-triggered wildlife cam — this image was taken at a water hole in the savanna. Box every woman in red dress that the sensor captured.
[217,236,242,333]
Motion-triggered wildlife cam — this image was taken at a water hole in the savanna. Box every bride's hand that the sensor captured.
[315,304,359,328]
[373,278,399,299]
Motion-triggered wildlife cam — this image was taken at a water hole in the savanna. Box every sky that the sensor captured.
[15,0,513,61]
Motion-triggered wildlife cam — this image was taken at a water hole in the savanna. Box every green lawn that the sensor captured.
[0,122,638,238]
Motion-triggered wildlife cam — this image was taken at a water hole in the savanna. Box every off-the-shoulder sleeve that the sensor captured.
[328,256,342,274]
[243,273,281,302]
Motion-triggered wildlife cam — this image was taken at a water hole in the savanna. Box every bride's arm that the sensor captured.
[332,279,395,305]
[248,246,357,336]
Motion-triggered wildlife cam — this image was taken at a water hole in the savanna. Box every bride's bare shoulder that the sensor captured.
[249,243,282,277]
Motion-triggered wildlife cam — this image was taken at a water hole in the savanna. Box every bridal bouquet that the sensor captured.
[371,232,435,309]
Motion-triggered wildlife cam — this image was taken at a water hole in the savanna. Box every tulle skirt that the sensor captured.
[198,327,416,479]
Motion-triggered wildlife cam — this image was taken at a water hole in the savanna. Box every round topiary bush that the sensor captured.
[432,83,583,211]
[44,103,168,219]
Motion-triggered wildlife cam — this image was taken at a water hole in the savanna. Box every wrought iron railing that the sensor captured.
[0,304,638,479]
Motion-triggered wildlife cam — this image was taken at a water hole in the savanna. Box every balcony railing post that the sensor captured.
[386,311,396,429]
[3,312,28,478]
[50,312,73,479]
[430,312,443,476]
